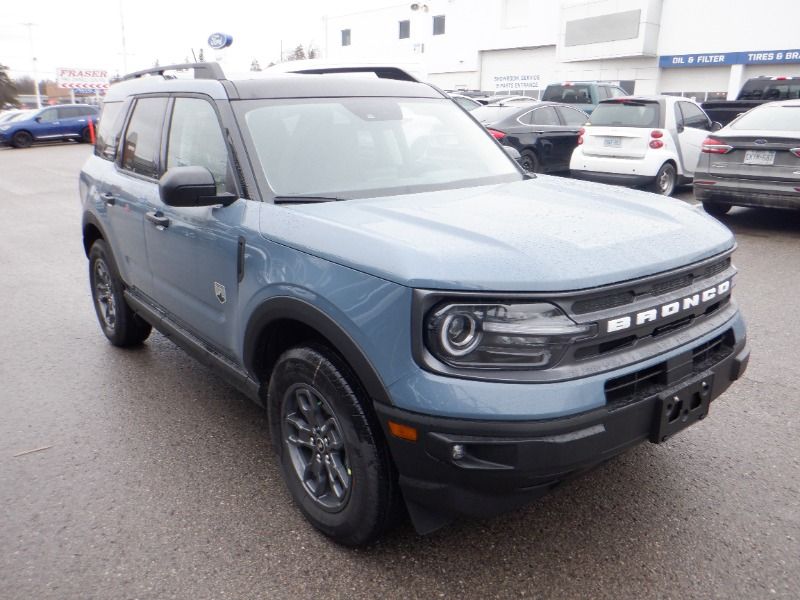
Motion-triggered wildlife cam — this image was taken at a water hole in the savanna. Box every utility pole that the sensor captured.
[119,0,129,74]
[21,22,41,108]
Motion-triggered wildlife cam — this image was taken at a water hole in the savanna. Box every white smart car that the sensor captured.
[570,96,721,195]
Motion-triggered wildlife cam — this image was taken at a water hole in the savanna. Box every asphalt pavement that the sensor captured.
[1,143,798,600]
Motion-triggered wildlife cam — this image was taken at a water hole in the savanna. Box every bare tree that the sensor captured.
[0,65,19,107]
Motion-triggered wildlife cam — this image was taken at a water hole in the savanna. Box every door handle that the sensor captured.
[101,192,116,206]
[145,211,170,229]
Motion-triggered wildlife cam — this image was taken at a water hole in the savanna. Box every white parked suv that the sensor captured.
[570,96,721,195]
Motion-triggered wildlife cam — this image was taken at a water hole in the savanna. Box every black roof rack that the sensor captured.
[120,62,225,82]
[287,66,418,82]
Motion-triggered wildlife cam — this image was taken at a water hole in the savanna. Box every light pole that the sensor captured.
[21,22,41,108]
[119,0,129,74]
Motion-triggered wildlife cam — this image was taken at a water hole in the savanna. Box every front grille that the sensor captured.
[570,256,731,315]
[604,329,735,409]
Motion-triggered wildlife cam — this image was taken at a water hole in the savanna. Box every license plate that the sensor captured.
[743,150,775,165]
[603,137,622,148]
[650,374,714,443]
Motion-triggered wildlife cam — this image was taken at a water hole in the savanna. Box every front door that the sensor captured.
[143,95,245,357]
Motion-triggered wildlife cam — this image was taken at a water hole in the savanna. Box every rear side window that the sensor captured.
[556,106,588,126]
[121,97,168,178]
[542,85,593,105]
[95,102,126,161]
[166,97,234,195]
[589,101,660,128]
[57,106,79,119]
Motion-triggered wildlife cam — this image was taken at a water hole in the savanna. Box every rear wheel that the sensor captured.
[518,150,541,173]
[88,240,152,347]
[269,345,399,546]
[649,162,677,196]
[702,201,732,216]
[11,131,33,149]
[81,127,92,143]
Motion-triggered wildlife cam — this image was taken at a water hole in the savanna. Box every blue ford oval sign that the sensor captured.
[208,33,233,49]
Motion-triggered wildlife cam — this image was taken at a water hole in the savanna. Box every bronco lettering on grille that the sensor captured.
[605,279,731,333]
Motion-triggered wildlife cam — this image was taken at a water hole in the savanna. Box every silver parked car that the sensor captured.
[694,99,800,215]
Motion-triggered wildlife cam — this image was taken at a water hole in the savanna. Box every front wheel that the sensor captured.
[11,131,33,149]
[268,345,399,546]
[649,162,677,196]
[88,240,152,347]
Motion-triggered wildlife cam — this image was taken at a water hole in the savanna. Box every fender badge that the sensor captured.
[214,282,226,304]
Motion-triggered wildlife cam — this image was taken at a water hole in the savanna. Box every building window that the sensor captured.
[399,20,410,39]
[341,29,351,46]
[432,15,445,35]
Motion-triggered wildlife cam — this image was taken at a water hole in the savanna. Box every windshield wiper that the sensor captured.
[273,195,344,205]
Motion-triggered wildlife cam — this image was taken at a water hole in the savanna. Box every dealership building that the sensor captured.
[323,0,800,101]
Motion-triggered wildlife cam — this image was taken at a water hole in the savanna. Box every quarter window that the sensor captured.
[95,101,126,161]
[399,20,410,39]
[433,15,445,35]
[529,106,560,126]
[556,106,588,126]
[120,97,168,179]
[166,97,234,195]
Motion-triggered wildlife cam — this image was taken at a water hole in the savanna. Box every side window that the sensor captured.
[95,102,126,161]
[556,106,588,126]
[399,19,410,39]
[433,15,445,35]
[679,101,711,130]
[674,103,684,127]
[341,29,351,46]
[530,106,560,126]
[121,97,168,179]
[166,97,234,195]
[609,87,627,98]
[38,109,58,123]
[596,86,610,101]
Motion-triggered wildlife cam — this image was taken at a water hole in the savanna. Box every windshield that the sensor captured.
[730,104,800,131]
[542,85,593,104]
[238,97,520,198]
[589,101,660,128]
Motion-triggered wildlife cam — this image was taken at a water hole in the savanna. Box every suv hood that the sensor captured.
[259,176,734,291]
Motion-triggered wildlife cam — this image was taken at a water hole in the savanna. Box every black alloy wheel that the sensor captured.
[88,239,152,347]
[519,150,540,173]
[269,345,400,546]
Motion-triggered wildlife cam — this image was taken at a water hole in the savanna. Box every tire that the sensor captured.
[649,162,677,196]
[518,150,541,173]
[81,127,92,144]
[702,201,732,216]
[11,131,33,149]
[268,344,399,546]
[88,239,152,347]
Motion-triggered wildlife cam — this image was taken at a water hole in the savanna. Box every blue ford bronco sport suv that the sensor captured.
[80,63,749,546]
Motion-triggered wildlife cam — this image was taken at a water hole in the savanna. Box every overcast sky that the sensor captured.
[0,0,395,80]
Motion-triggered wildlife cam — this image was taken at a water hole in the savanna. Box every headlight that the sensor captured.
[425,302,595,370]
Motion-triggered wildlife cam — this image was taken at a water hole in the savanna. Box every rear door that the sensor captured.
[143,95,244,356]
[581,99,661,159]
[110,96,170,297]
[675,101,712,176]
[56,106,86,138]
[524,105,573,170]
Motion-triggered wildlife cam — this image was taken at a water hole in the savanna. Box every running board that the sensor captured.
[124,290,262,405]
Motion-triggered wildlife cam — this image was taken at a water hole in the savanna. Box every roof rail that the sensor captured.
[120,62,225,82]
[288,66,418,82]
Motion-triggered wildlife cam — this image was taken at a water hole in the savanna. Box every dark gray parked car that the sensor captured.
[695,99,800,215]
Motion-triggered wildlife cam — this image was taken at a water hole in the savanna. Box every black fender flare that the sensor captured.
[81,211,110,257]
[242,296,393,406]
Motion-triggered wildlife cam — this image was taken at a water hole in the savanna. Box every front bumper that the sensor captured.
[377,331,749,530]
[695,177,800,210]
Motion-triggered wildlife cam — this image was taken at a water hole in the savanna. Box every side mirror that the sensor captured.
[676,123,685,134]
[711,121,723,132]
[159,166,235,207]
[34,116,42,123]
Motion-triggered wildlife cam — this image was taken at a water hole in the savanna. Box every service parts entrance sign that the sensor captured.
[493,74,541,91]
[56,68,110,90]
